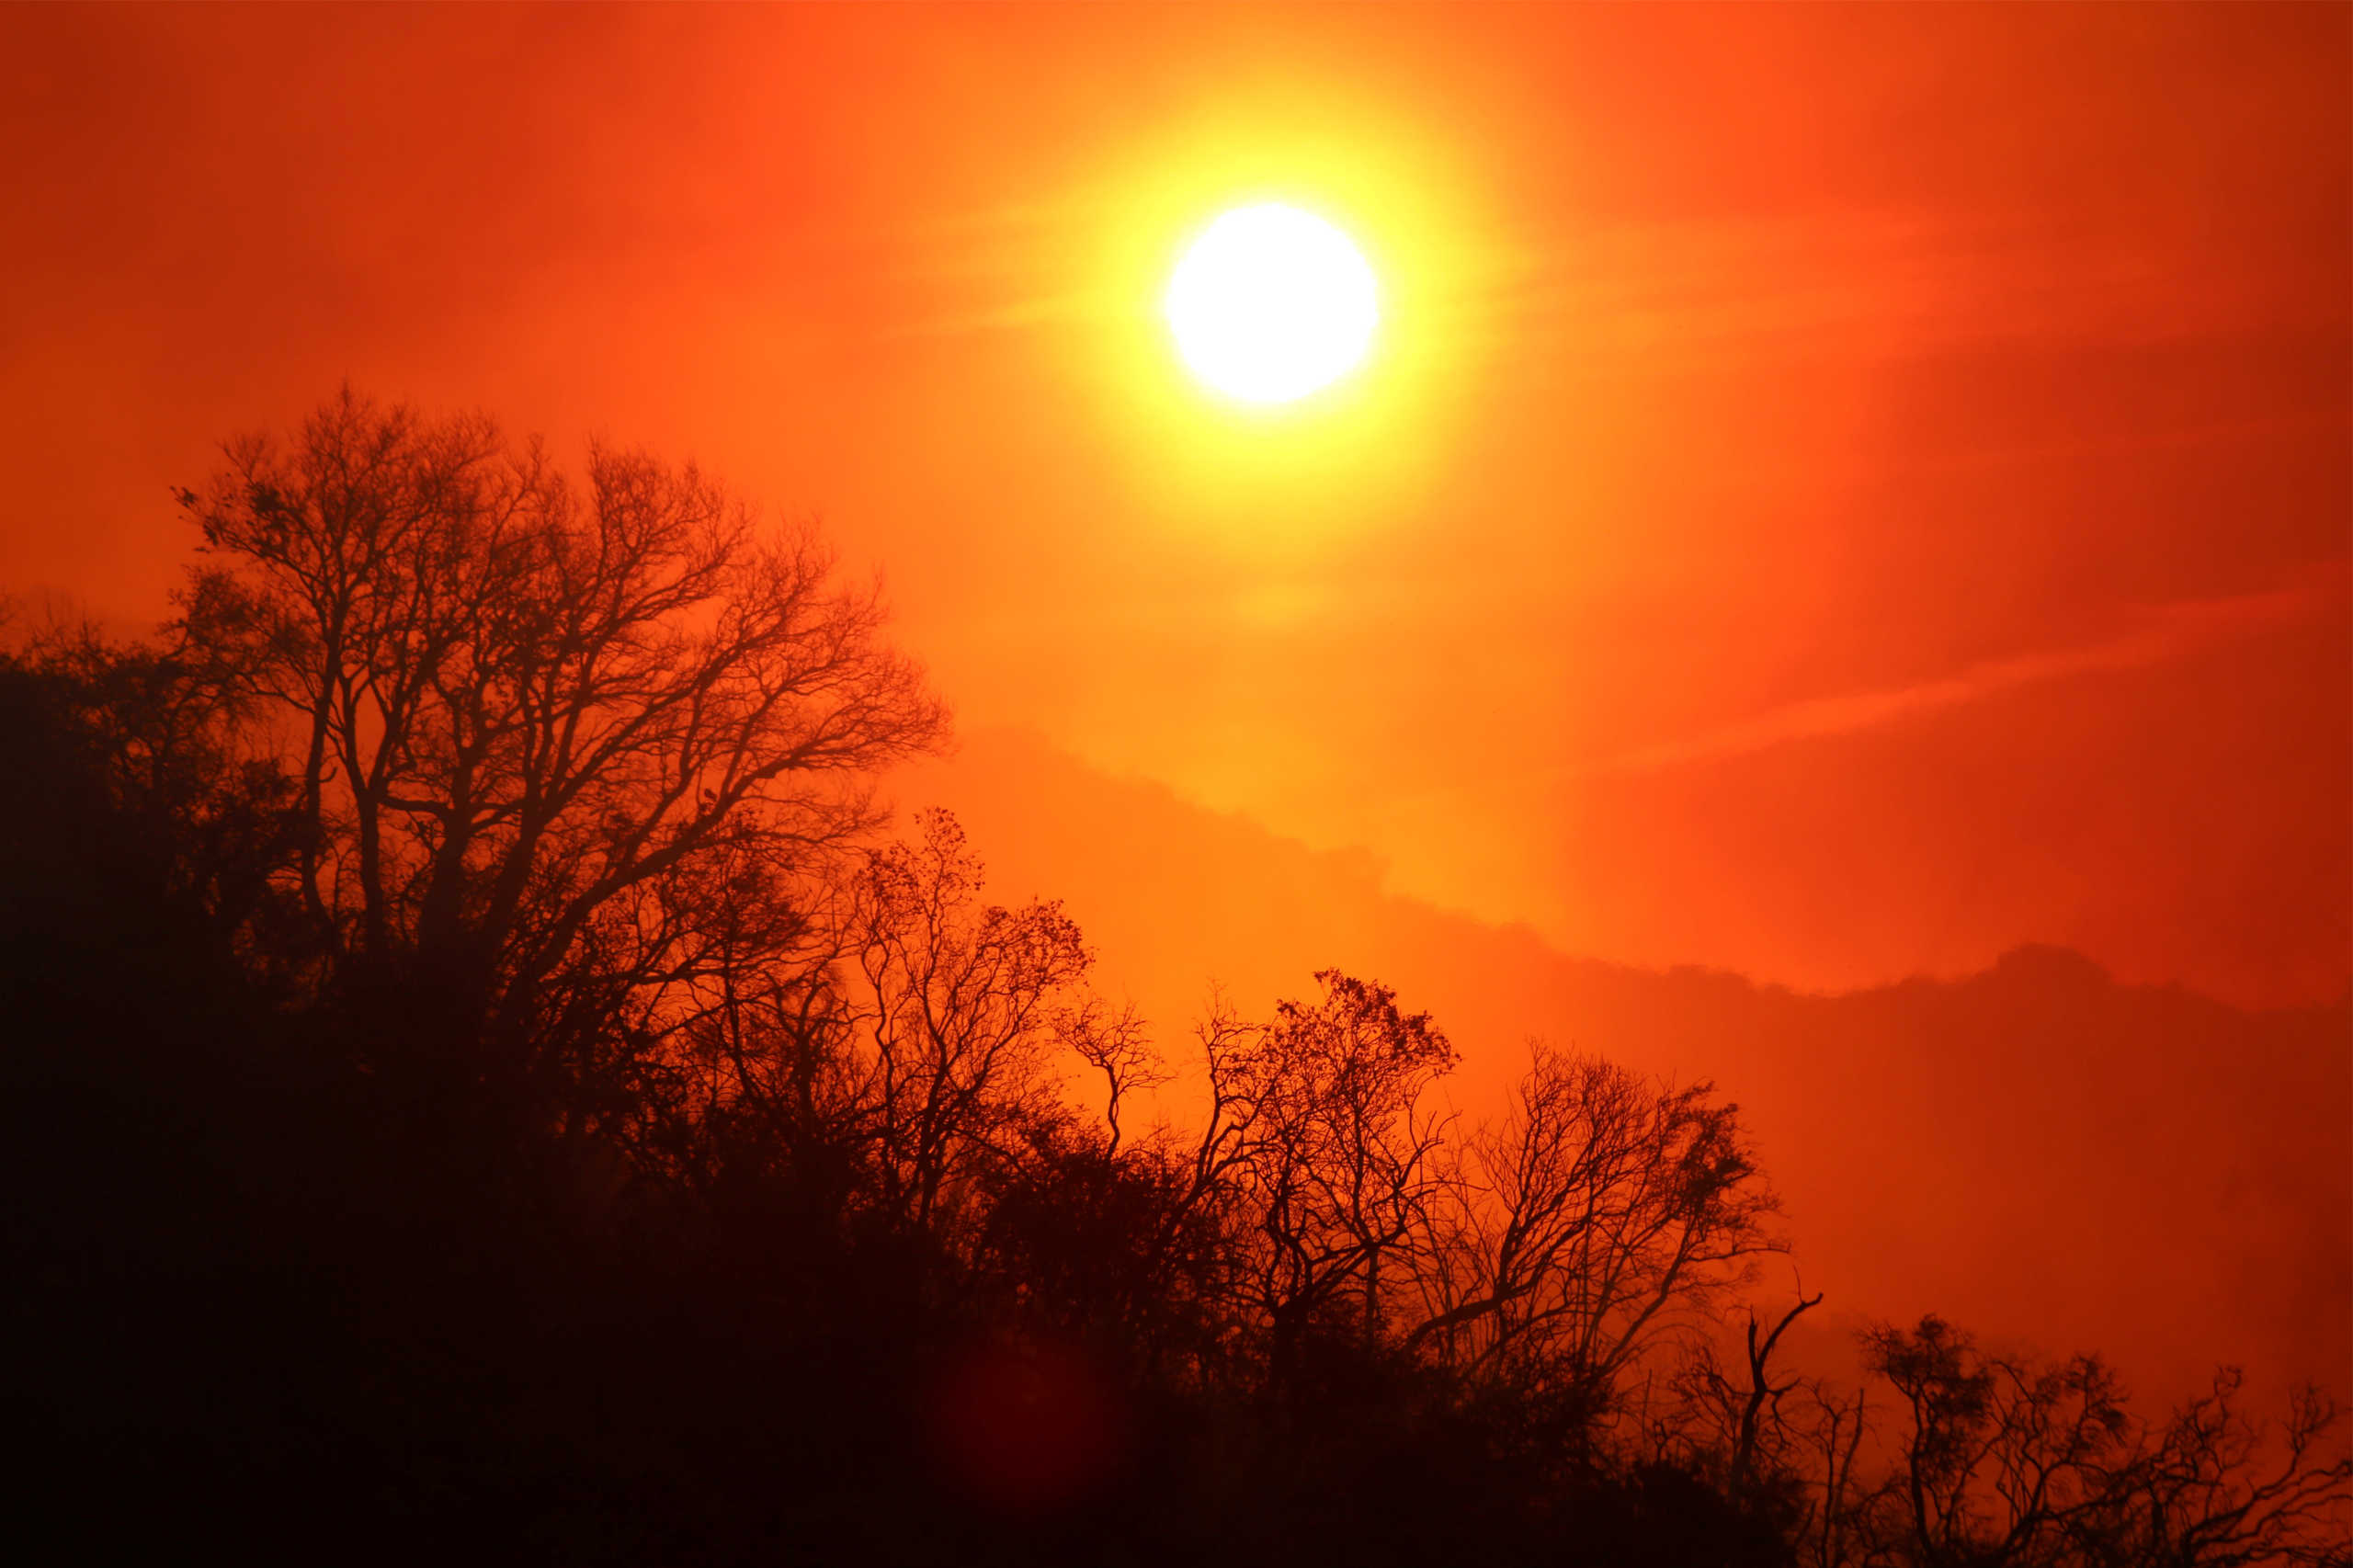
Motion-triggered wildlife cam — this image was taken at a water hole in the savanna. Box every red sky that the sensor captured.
[3,2,2347,1008]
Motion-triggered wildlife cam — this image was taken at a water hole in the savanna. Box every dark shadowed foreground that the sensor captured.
[4,394,2345,1564]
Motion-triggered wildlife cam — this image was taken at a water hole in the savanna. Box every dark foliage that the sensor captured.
[0,664,1771,1567]
[3,393,2343,1565]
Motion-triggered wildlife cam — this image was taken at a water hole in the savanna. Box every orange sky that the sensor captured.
[3,3,2347,1007]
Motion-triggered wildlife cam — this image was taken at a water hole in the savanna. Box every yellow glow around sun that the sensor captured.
[1165,203,1380,404]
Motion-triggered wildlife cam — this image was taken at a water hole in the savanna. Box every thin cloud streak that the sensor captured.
[1587,571,2343,778]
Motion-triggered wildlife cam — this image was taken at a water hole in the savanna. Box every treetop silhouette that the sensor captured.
[171,387,947,1116]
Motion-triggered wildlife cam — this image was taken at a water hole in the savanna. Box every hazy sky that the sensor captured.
[4,3,2346,1005]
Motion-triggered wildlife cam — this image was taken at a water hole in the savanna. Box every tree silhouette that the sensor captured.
[1848,1316,2352,1568]
[6,388,2344,1566]
[1200,971,1457,1380]
[173,388,946,1122]
[1409,1044,1783,1416]
[848,808,1093,1247]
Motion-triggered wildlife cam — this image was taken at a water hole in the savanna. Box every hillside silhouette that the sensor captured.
[912,726,2353,1406]
[4,393,2344,1564]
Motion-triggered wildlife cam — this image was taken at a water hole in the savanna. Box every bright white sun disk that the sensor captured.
[1165,203,1379,404]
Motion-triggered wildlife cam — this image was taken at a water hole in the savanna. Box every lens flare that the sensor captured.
[1164,203,1379,404]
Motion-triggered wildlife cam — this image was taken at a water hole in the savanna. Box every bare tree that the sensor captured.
[1636,1289,1883,1568]
[1682,1290,1830,1494]
[613,839,866,1208]
[1062,994,1160,1162]
[173,388,946,1118]
[1406,1043,1782,1415]
[1796,1379,1877,1568]
[847,810,1089,1243]
[1211,971,1458,1373]
[1857,1316,2353,1568]
[1861,1316,2127,1568]
[2103,1371,2353,1568]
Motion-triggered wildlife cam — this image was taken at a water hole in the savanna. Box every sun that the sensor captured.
[1165,203,1380,405]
